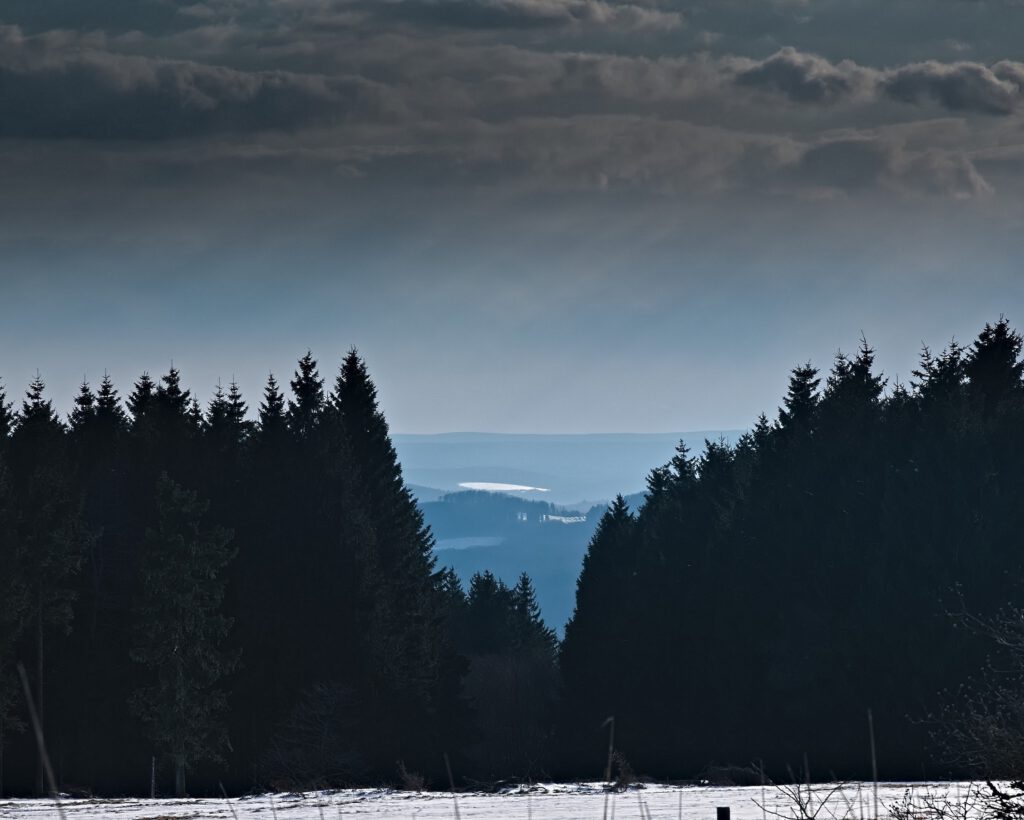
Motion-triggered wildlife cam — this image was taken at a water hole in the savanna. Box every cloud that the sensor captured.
[883,59,1024,114]
[0,24,400,138]
[731,48,1024,115]
[0,4,1019,204]
[334,0,685,32]
[733,47,874,104]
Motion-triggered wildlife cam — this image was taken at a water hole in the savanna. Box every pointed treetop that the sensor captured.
[752,412,773,445]
[778,361,821,429]
[258,372,287,438]
[333,349,400,474]
[0,379,15,442]
[207,379,251,446]
[823,338,885,411]
[334,348,379,414]
[128,372,157,421]
[966,316,1024,410]
[22,372,59,427]
[644,465,672,501]
[669,441,697,486]
[187,396,203,431]
[69,379,97,431]
[600,494,636,534]
[206,381,230,430]
[850,336,885,397]
[226,379,248,427]
[609,494,632,521]
[287,351,324,439]
[912,340,966,401]
[94,372,129,432]
[157,365,192,417]
[511,572,558,655]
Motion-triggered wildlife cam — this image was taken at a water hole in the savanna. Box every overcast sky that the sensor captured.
[2,0,1024,432]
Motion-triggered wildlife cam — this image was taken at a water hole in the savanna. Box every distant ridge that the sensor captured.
[394,430,744,505]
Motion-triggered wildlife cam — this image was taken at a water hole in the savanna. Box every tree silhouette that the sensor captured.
[130,473,237,797]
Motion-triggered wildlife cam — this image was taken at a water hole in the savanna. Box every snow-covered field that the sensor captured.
[0,781,982,820]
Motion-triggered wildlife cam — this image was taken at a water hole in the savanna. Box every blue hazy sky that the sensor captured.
[2,0,1024,433]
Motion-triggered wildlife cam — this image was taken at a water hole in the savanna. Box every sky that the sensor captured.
[2,0,1024,433]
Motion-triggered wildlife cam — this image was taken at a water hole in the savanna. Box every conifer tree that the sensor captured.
[511,573,558,658]
[258,374,287,439]
[127,372,157,425]
[187,397,203,433]
[778,361,821,430]
[966,318,1024,415]
[206,382,229,432]
[226,380,251,443]
[0,455,25,798]
[95,373,128,433]
[10,374,85,795]
[332,349,461,770]
[0,381,13,447]
[286,353,323,440]
[69,380,97,432]
[157,367,191,418]
[560,497,635,727]
[130,473,237,797]
[206,380,251,458]
[913,341,966,405]
[464,571,515,654]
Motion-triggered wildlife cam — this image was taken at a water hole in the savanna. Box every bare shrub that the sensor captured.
[396,760,426,791]
[260,681,365,790]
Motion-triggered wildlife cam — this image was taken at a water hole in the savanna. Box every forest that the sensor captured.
[3,320,1024,796]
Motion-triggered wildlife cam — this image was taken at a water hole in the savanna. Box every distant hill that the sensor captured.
[421,490,605,633]
[407,483,449,503]
[394,431,743,506]
[408,434,737,632]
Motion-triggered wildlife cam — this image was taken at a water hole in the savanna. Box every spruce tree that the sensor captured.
[464,571,514,654]
[258,373,287,440]
[68,380,97,432]
[966,318,1024,415]
[510,573,558,658]
[127,372,157,426]
[332,349,459,771]
[0,380,13,447]
[560,497,635,733]
[778,361,821,430]
[206,382,229,431]
[0,455,25,798]
[226,380,251,444]
[130,473,237,797]
[157,367,191,418]
[10,374,85,795]
[286,353,323,440]
[95,373,128,433]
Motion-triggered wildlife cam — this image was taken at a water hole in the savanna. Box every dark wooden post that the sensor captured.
[718,807,732,820]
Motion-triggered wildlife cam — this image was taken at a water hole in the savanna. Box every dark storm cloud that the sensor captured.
[730,48,1024,116]
[0,24,399,139]
[883,60,1024,115]
[1,0,1023,201]
[733,48,872,105]
[366,0,683,32]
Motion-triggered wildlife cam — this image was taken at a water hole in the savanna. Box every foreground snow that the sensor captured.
[0,781,982,820]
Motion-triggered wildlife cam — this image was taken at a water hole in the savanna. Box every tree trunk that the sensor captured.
[174,755,186,798]
[35,588,44,797]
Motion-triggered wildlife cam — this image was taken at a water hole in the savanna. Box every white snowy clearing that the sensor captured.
[0,781,982,820]
[458,482,550,492]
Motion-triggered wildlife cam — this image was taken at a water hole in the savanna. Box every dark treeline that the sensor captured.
[0,351,558,797]
[560,318,1024,782]
[3,319,1024,795]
